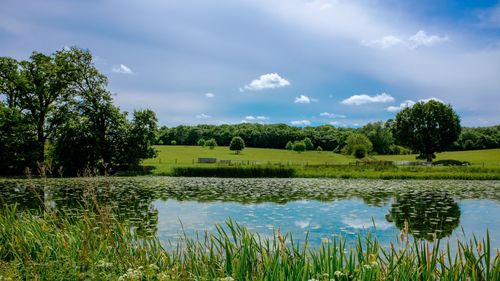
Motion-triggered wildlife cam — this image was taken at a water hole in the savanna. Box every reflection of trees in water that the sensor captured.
[387,190,460,240]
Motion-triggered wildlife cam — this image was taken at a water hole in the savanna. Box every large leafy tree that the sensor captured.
[392,100,460,162]
[229,136,245,154]
[361,121,394,154]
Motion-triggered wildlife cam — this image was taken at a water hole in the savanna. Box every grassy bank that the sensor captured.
[1,206,498,280]
[141,146,500,179]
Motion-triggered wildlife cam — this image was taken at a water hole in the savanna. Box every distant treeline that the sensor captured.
[158,123,500,154]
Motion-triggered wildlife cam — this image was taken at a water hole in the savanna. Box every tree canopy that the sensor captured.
[0,48,158,175]
[229,136,245,154]
[392,100,461,162]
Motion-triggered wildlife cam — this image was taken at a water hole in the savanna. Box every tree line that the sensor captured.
[0,48,158,176]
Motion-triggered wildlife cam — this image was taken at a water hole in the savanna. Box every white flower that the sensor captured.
[334,271,343,277]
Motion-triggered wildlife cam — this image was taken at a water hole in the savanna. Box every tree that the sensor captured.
[285,141,293,150]
[361,121,394,154]
[392,100,461,162]
[316,146,323,152]
[205,138,217,149]
[343,133,373,156]
[293,141,306,153]
[171,140,177,145]
[197,138,206,146]
[303,137,314,150]
[229,136,245,154]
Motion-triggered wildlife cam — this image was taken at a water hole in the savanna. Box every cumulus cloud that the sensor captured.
[408,30,448,49]
[205,92,215,98]
[242,73,290,91]
[195,113,212,119]
[362,30,448,49]
[386,97,444,112]
[242,115,269,123]
[294,95,311,104]
[341,93,394,105]
[112,64,133,74]
[290,120,311,126]
[320,112,346,118]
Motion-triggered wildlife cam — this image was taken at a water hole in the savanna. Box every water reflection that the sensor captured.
[387,190,461,240]
[0,177,498,244]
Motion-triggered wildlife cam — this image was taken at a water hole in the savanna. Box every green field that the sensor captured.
[374,148,500,168]
[142,146,500,179]
[142,145,355,174]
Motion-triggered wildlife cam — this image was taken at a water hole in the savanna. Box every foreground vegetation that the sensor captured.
[1,205,498,280]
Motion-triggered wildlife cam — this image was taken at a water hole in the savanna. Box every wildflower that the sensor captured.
[219,277,235,281]
[149,263,159,271]
[334,271,343,277]
[95,259,113,268]
[371,261,378,267]
[363,264,371,270]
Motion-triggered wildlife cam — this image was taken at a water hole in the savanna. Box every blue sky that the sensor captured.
[1,0,500,127]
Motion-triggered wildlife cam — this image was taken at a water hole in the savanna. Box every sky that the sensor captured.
[1,0,500,127]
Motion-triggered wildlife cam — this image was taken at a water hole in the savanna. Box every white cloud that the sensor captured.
[242,115,269,123]
[256,116,269,120]
[361,35,403,49]
[362,30,448,49]
[245,116,256,120]
[294,95,311,104]
[205,92,215,98]
[341,93,394,105]
[329,121,339,126]
[290,120,311,126]
[386,97,444,112]
[408,30,448,49]
[386,100,415,112]
[195,113,212,119]
[112,64,133,74]
[320,112,346,118]
[243,73,290,91]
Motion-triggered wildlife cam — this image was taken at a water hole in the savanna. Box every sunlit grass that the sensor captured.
[1,205,498,280]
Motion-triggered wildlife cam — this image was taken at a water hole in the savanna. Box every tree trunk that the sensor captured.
[426,153,433,163]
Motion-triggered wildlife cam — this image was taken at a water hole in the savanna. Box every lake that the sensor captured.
[1,177,499,251]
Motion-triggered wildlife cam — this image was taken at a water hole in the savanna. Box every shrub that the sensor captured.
[229,136,245,154]
[316,146,323,152]
[205,138,217,149]
[303,137,314,150]
[197,138,206,147]
[344,133,372,156]
[170,140,177,145]
[353,145,367,159]
[433,159,470,166]
[285,141,293,150]
[292,141,306,153]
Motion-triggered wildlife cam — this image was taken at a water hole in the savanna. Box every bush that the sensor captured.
[303,137,314,150]
[316,146,323,152]
[433,159,470,166]
[344,133,372,156]
[353,145,367,159]
[285,141,293,150]
[229,136,245,154]
[292,141,306,153]
[197,138,206,146]
[171,140,177,145]
[205,138,217,149]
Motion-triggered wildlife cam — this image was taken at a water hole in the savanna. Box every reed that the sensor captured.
[0,205,498,280]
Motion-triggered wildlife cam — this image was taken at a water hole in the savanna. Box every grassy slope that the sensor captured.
[375,148,500,167]
[143,145,354,174]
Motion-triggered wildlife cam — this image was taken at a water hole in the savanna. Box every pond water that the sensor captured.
[1,177,499,250]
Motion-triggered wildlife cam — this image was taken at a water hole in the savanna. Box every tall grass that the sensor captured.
[172,165,295,178]
[0,204,498,280]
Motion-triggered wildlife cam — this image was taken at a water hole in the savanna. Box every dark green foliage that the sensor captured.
[353,145,367,159]
[393,100,461,162]
[316,146,323,152]
[172,166,295,177]
[171,140,177,145]
[0,48,158,175]
[303,137,314,150]
[285,141,293,150]
[433,159,470,166]
[292,141,306,153]
[205,138,217,149]
[361,121,394,154]
[229,136,245,154]
[197,138,206,146]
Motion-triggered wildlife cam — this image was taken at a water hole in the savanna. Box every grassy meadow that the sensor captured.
[141,146,500,179]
